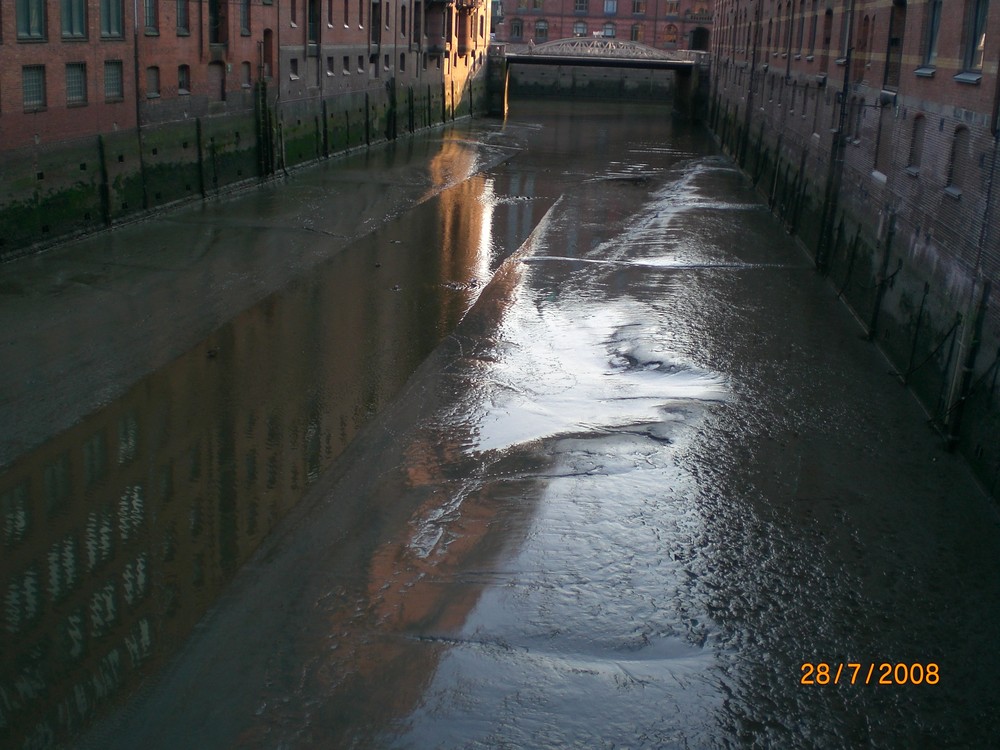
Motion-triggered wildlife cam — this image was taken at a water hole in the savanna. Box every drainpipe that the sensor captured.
[814,0,855,273]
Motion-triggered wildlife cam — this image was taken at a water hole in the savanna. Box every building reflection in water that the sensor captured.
[0,134,544,748]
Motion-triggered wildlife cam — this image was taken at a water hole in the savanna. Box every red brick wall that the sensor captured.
[494,0,712,50]
[0,0,138,149]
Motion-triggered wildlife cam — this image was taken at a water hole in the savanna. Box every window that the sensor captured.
[344,0,349,24]
[665,0,679,13]
[209,0,227,43]
[665,23,678,44]
[532,0,543,9]
[963,0,988,70]
[401,5,407,35]
[370,1,380,42]
[603,21,616,37]
[104,60,124,100]
[62,0,87,38]
[241,0,251,33]
[573,20,587,35]
[144,0,158,31]
[290,58,299,78]
[574,0,587,10]
[796,0,805,52]
[264,28,274,75]
[66,62,87,104]
[632,0,645,12]
[907,115,925,170]
[22,65,46,109]
[292,0,298,24]
[884,0,906,89]
[808,0,818,52]
[17,0,46,39]
[511,18,523,38]
[922,0,942,65]
[947,127,969,192]
[875,108,893,174]
[400,52,406,71]
[821,9,832,73]
[146,66,160,97]
[177,0,190,32]
[853,15,869,82]
[178,64,191,93]
[358,54,364,71]
[604,0,617,14]
[101,0,123,37]
[630,23,642,40]
[242,61,252,86]
[343,55,350,72]
[308,0,319,41]
[839,1,850,56]
[535,19,548,40]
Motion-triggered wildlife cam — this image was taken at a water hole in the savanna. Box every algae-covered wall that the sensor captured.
[0,70,491,263]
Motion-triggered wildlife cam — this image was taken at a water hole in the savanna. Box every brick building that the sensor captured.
[491,0,712,52]
[0,0,491,254]
[0,0,139,150]
[710,0,1000,492]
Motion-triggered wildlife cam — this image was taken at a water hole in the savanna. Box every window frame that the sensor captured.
[962,0,988,72]
[65,62,88,105]
[22,65,47,110]
[17,0,47,40]
[104,59,125,101]
[62,0,87,39]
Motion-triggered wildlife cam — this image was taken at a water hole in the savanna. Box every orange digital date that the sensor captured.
[800,662,939,685]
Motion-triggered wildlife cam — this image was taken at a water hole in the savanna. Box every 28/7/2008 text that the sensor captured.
[800,663,939,685]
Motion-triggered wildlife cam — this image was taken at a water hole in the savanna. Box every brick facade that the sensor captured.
[0,1,138,148]
[0,0,491,255]
[492,0,712,51]
[710,0,1000,493]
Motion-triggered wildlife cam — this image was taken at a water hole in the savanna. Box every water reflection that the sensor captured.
[0,126,547,748]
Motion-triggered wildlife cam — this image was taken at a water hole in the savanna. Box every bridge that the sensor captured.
[487,39,709,117]
[503,38,707,71]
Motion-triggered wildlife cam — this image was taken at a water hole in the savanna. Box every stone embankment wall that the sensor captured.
[509,64,677,100]
[709,66,1000,499]
[0,75,488,262]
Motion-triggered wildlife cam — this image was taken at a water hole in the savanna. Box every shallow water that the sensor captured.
[2,101,997,749]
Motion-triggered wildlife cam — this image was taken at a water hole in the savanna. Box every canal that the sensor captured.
[2,100,998,749]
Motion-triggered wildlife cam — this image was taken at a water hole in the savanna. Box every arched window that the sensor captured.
[535,18,548,40]
[665,23,678,45]
[573,20,587,35]
[603,21,616,37]
[630,23,642,40]
[511,18,523,38]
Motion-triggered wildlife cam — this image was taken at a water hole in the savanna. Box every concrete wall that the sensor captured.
[509,63,677,100]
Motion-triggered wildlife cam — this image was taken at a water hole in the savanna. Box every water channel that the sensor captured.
[2,100,999,749]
